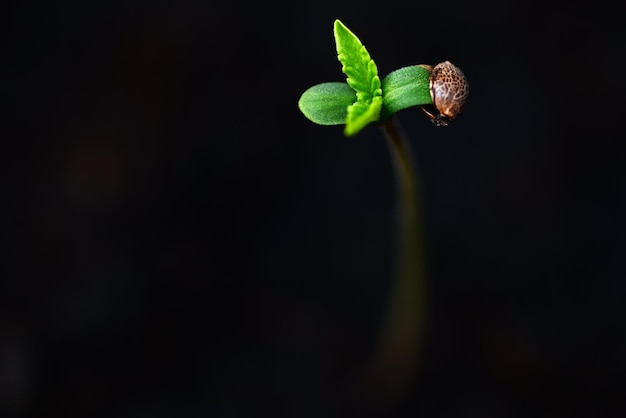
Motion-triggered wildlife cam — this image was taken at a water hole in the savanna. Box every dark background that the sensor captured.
[2,0,626,417]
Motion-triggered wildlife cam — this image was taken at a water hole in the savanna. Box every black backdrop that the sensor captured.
[3,1,626,417]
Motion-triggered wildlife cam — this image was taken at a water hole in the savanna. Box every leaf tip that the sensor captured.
[333,19,352,41]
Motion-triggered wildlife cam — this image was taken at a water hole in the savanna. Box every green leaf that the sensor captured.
[345,96,383,136]
[298,82,357,126]
[380,65,433,120]
[334,19,382,103]
[333,19,382,136]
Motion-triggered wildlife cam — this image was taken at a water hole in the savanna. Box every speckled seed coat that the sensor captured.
[428,61,469,126]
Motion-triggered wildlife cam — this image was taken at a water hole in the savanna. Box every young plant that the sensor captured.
[298,19,469,404]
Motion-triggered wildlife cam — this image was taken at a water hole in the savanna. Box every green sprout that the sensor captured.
[298,19,435,136]
[297,19,469,404]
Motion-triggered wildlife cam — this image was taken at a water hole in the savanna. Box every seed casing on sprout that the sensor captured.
[419,61,469,126]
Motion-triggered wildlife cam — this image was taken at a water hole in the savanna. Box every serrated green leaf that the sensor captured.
[334,19,382,103]
[380,65,433,120]
[345,96,383,136]
[298,82,357,126]
[333,19,382,136]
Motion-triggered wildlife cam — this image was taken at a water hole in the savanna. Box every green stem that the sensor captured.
[364,115,428,402]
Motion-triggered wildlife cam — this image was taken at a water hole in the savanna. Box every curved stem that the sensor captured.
[364,115,428,404]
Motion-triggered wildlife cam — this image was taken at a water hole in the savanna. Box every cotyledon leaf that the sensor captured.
[298,82,357,126]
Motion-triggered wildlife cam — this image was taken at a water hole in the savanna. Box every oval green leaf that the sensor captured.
[298,82,357,126]
[381,65,432,120]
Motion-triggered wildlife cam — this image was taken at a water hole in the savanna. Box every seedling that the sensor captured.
[298,19,469,405]
[298,20,468,134]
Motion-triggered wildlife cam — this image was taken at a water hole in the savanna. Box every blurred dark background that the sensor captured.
[2,0,626,417]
